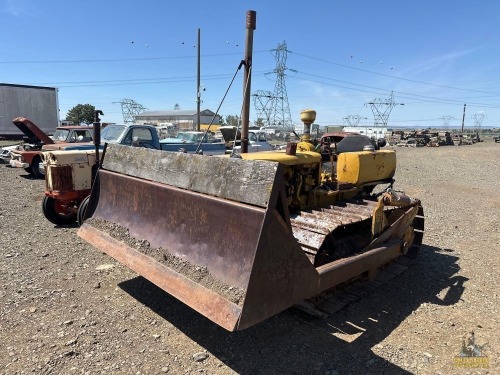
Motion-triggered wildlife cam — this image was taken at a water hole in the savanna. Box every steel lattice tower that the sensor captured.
[472,112,485,133]
[343,115,367,127]
[439,116,455,130]
[367,91,403,127]
[252,90,275,126]
[271,41,294,131]
[114,99,147,124]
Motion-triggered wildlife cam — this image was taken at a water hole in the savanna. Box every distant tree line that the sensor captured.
[221,115,264,127]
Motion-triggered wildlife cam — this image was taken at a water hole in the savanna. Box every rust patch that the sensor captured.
[87,217,246,305]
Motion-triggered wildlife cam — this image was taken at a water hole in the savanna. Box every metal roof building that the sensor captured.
[134,109,221,130]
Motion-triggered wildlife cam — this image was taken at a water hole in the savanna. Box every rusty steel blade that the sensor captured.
[77,144,424,331]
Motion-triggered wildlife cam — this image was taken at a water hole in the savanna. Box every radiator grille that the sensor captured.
[47,165,73,191]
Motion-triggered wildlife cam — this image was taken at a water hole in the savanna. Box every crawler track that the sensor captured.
[294,203,425,317]
[291,199,424,264]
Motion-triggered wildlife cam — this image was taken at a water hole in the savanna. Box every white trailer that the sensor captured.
[0,83,59,138]
[343,126,387,140]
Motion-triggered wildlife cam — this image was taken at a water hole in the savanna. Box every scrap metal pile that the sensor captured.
[387,130,479,147]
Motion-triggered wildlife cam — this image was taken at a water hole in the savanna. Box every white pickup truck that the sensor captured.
[219,126,275,153]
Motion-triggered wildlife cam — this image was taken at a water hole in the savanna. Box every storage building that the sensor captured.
[134,109,221,130]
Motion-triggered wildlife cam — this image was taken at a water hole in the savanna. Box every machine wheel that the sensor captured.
[31,156,44,178]
[42,196,77,226]
[77,196,90,226]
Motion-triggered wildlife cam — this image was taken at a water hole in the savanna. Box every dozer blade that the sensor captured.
[78,144,421,331]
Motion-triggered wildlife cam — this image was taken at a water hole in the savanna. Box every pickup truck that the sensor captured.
[8,117,93,178]
[13,123,167,178]
[219,126,275,153]
[159,131,226,155]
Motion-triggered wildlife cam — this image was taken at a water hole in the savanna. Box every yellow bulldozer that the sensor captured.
[77,108,423,331]
[76,11,423,331]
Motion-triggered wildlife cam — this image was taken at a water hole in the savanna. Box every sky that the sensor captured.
[1,0,500,130]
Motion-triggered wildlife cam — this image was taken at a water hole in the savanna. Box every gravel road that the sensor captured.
[0,141,498,374]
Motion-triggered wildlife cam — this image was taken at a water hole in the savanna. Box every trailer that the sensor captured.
[0,83,59,139]
[343,126,387,141]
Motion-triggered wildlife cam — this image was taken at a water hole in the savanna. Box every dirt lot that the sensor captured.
[0,141,498,374]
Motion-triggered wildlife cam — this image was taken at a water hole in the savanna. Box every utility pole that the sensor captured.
[461,103,466,133]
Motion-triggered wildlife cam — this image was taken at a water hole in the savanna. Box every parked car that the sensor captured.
[0,143,24,163]
[8,117,93,178]
[219,126,275,153]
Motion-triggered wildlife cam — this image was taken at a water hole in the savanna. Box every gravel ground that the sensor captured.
[0,141,498,374]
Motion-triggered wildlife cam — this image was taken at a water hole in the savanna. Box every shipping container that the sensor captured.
[0,83,59,139]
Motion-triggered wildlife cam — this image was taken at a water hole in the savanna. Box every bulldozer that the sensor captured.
[77,109,423,331]
[76,11,424,331]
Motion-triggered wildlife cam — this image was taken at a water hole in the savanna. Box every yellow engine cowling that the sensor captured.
[42,150,97,191]
[238,150,322,210]
[337,150,396,186]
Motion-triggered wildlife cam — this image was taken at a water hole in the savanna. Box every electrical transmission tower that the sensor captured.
[472,111,485,133]
[343,115,367,127]
[271,41,295,131]
[252,90,275,127]
[366,91,403,127]
[438,116,455,130]
[113,99,147,123]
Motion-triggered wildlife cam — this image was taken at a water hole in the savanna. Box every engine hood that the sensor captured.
[219,126,241,143]
[12,117,54,145]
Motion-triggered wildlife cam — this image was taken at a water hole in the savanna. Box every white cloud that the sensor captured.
[404,47,482,76]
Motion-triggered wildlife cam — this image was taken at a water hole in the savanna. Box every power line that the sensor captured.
[26,70,269,88]
[0,51,269,64]
[292,51,500,96]
[289,73,500,109]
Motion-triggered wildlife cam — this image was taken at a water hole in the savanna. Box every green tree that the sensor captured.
[254,118,264,127]
[65,104,96,125]
[224,115,240,127]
